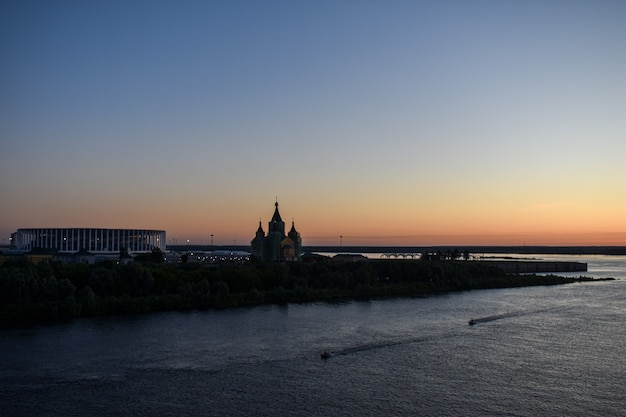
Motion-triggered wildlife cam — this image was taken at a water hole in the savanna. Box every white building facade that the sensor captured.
[14,228,166,254]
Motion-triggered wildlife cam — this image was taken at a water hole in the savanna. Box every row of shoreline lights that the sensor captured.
[166,235,348,247]
[7,233,352,248]
[168,235,223,246]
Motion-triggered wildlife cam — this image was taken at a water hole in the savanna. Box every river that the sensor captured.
[1,255,625,416]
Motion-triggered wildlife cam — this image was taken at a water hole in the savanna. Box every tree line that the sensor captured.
[0,256,580,326]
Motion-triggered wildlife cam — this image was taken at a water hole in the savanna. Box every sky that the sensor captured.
[1,0,625,247]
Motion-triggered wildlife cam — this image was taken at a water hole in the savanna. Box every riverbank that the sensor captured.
[485,260,587,273]
[0,259,612,326]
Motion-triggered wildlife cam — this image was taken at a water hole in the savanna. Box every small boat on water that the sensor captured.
[321,351,332,359]
[468,319,476,326]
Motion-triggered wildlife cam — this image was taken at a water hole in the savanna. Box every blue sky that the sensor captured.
[1,0,624,246]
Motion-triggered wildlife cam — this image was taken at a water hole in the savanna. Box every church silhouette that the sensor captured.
[251,201,302,262]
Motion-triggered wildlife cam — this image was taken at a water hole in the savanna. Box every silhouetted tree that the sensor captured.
[135,248,165,264]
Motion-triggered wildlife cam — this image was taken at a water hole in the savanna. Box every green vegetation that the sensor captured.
[0,258,589,326]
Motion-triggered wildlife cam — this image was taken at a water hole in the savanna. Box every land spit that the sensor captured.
[484,260,587,274]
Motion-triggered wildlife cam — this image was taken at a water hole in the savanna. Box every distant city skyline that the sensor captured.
[1,1,624,247]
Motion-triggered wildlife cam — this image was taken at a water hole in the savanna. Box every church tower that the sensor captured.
[268,201,285,235]
[265,201,284,261]
[251,220,265,260]
[287,220,302,261]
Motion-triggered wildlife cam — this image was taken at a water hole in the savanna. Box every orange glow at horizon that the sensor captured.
[1,190,623,248]
[160,201,625,247]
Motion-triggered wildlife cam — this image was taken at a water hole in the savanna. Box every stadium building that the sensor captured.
[12,228,166,254]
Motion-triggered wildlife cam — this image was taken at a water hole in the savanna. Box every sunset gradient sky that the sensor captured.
[1,1,625,247]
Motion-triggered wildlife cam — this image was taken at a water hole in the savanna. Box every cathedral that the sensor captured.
[251,201,302,262]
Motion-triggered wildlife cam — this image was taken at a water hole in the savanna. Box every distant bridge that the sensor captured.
[380,253,421,259]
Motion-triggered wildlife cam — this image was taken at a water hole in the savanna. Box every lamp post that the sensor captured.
[211,234,214,247]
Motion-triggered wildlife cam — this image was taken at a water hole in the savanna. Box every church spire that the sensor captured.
[271,200,283,223]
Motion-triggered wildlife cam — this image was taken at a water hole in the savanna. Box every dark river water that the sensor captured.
[1,256,625,416]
